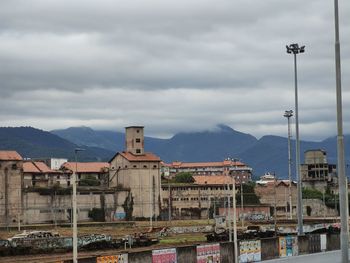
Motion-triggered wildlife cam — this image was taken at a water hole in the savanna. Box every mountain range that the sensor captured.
[1,125,350,179]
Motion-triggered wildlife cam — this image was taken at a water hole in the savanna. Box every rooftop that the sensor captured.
[0,151,23,161]
[166,160,246,168]
[193,175,236,185]
[23,161,56,174]
[118,151,161,162]
[61,162,110,173]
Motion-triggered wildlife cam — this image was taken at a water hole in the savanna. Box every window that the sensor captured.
[143,165,147,168]
[136,138,141,143]
[133,165,137,168]
[137,129,140,133]
[153,165,157,169]
[136,149,141,154]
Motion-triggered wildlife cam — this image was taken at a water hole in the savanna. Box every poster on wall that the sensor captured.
[239,240,261,263]
[279,237,287,257]
[284,236,298,257]
[196,243,220,263]
[286,236,293,256]
[152,248,177,263]
[97,253,128,263]
[320,234,327,251]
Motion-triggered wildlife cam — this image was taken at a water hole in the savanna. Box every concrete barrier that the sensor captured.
[220,241,234,263]
[327,233,340,251]
[177,245,197,263]
[297,235,309,255]
[63,233,341,262]
[128,250,152,263]
[308,234,321,253]
[261,237,278,260]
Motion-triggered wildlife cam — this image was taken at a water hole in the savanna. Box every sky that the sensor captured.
[0,0,350,141]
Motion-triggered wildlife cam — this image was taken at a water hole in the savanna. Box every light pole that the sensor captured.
[286,43,305,235]
[232,178,238,263]
[240,182,244,228]
[284,110,293,219]
[73,148,84,263]
[333,1,349,262]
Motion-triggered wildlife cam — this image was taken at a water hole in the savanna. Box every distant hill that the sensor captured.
[51,125,350,179]
[52,124,258,162]
[0,127,114,161]
[2,125,349,179]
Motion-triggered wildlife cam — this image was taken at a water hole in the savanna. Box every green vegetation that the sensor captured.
[123,192,134,220]
[174,172,195,183]
[79,174,100,186]
[160,234,206,245]
[236,182,260,205]
[88,208,105,222]
[302,187,339,210]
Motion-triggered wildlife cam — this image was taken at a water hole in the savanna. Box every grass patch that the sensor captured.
[160,234,206,245]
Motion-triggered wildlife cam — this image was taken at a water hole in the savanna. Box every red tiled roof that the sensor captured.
[167,160,245,168]
[119,152,161,162]
[34,162,56,173]
[193,175,235,185]
[0,151,23,161]
[23,161,57,173]
[62,162,110,173]
[23,162,40,173]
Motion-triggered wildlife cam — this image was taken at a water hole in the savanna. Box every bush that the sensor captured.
[174,172,194,183]
[80,174,100,186]
[88,208,105,222]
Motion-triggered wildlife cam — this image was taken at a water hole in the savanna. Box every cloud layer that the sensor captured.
[0,0,350,140]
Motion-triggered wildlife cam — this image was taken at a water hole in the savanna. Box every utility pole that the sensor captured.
[274,173,277,235]
[240,183,244,228]
[333,1,349,262]
[232,178,238,263]
[73,148,84,263]
[168,180,171,223]
[227,183,232,242]
[284,110,293,219]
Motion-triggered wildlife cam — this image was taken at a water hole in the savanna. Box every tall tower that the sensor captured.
[125,126,144,155]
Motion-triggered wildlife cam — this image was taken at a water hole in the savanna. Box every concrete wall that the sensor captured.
[303,199,337,217]
[298,235,309,255]
[128,250,152,263]
[220,242,234,263]
[261,237,279,260]
[327,233,340,251]
[177,245,197,263]
[41,233,344,263]
[22,190,128,224]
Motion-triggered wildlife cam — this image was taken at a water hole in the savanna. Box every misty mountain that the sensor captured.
[2,125,350,180]
[52,124,258,163]
[0,127,114,161]
[51,125,350,179]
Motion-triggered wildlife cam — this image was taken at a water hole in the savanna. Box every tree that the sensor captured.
[174,172,194,183]
[236,182,260,205]
[79,174,100,186]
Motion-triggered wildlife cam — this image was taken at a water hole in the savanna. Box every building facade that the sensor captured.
[301,149,337,192]
[109,126,162,219]
[0,151,23,227]
[162,159,252,184]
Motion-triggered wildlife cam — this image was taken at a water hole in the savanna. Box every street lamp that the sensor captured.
[286,43,304,235]
[333,1,349,262]
[283,110,293,219]
[73,148,84,263]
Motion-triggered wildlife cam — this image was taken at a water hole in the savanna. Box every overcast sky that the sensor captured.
[0,0,350,141]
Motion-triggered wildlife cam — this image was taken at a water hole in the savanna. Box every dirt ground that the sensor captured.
[0,219,214,241]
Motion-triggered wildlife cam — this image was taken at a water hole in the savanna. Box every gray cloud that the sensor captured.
[0,0,349,141]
